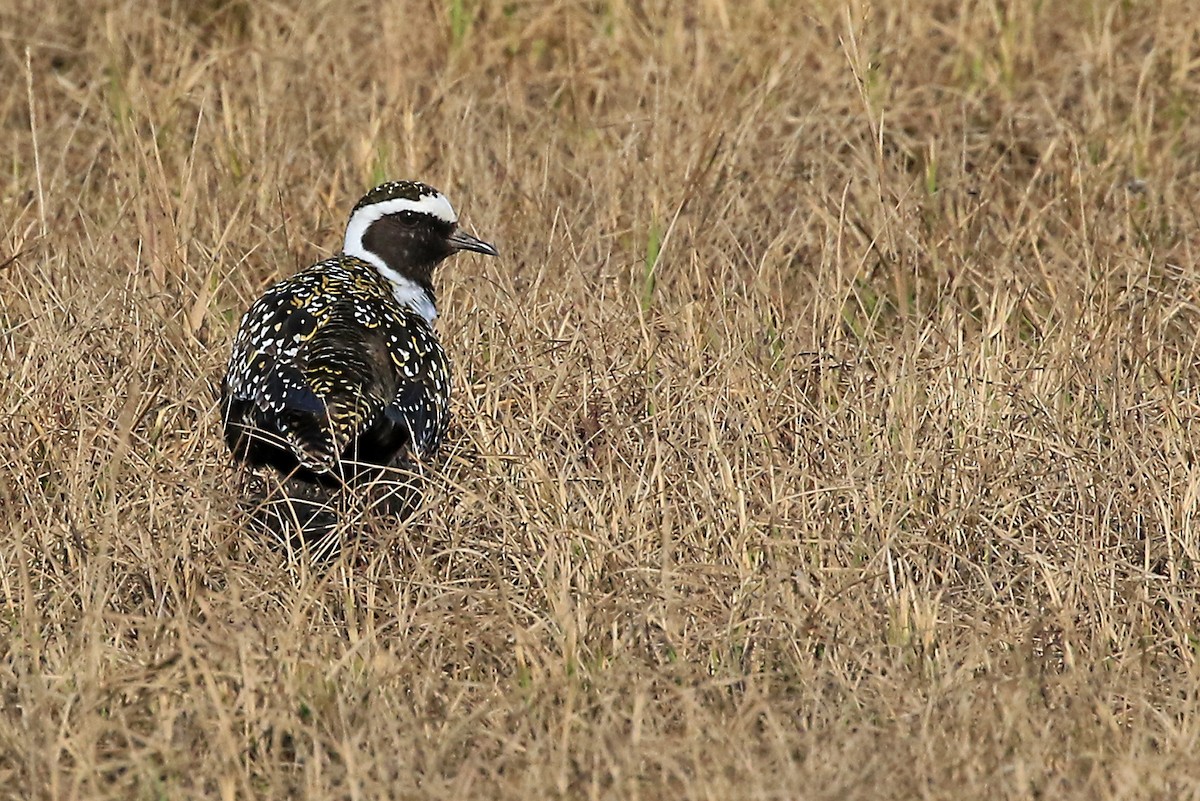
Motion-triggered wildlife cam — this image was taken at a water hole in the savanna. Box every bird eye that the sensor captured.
[393,211,419,228]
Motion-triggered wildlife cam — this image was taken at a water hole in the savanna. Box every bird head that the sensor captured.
[342,180,497,320]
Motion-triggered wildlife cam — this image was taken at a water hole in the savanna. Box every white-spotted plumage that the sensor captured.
[220,180,496,488]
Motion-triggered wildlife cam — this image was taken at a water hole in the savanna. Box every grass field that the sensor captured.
[4,0,1200,797]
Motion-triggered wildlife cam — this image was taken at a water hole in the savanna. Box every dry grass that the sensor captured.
[3,0,1200,797]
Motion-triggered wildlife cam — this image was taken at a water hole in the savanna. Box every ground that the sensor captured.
[3,0,1200,798]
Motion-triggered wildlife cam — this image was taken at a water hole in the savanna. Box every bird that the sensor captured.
[220,180,496,546]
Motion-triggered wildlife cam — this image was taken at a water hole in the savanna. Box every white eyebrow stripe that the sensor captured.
[342,192,458,267]
[340,190,456,325]
[360,194,457,224]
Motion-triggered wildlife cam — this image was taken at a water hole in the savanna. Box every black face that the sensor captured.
[361,211,458,294]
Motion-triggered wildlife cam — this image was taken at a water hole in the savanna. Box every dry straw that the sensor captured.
[2,1,1200,798]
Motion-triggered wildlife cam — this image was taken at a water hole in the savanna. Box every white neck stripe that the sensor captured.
[350,251,438,323]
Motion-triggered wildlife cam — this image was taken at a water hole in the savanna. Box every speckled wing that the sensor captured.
[221,282,345,472]
[377,319,451,460]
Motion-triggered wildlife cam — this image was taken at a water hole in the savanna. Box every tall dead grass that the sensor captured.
[3,0,1200,798]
